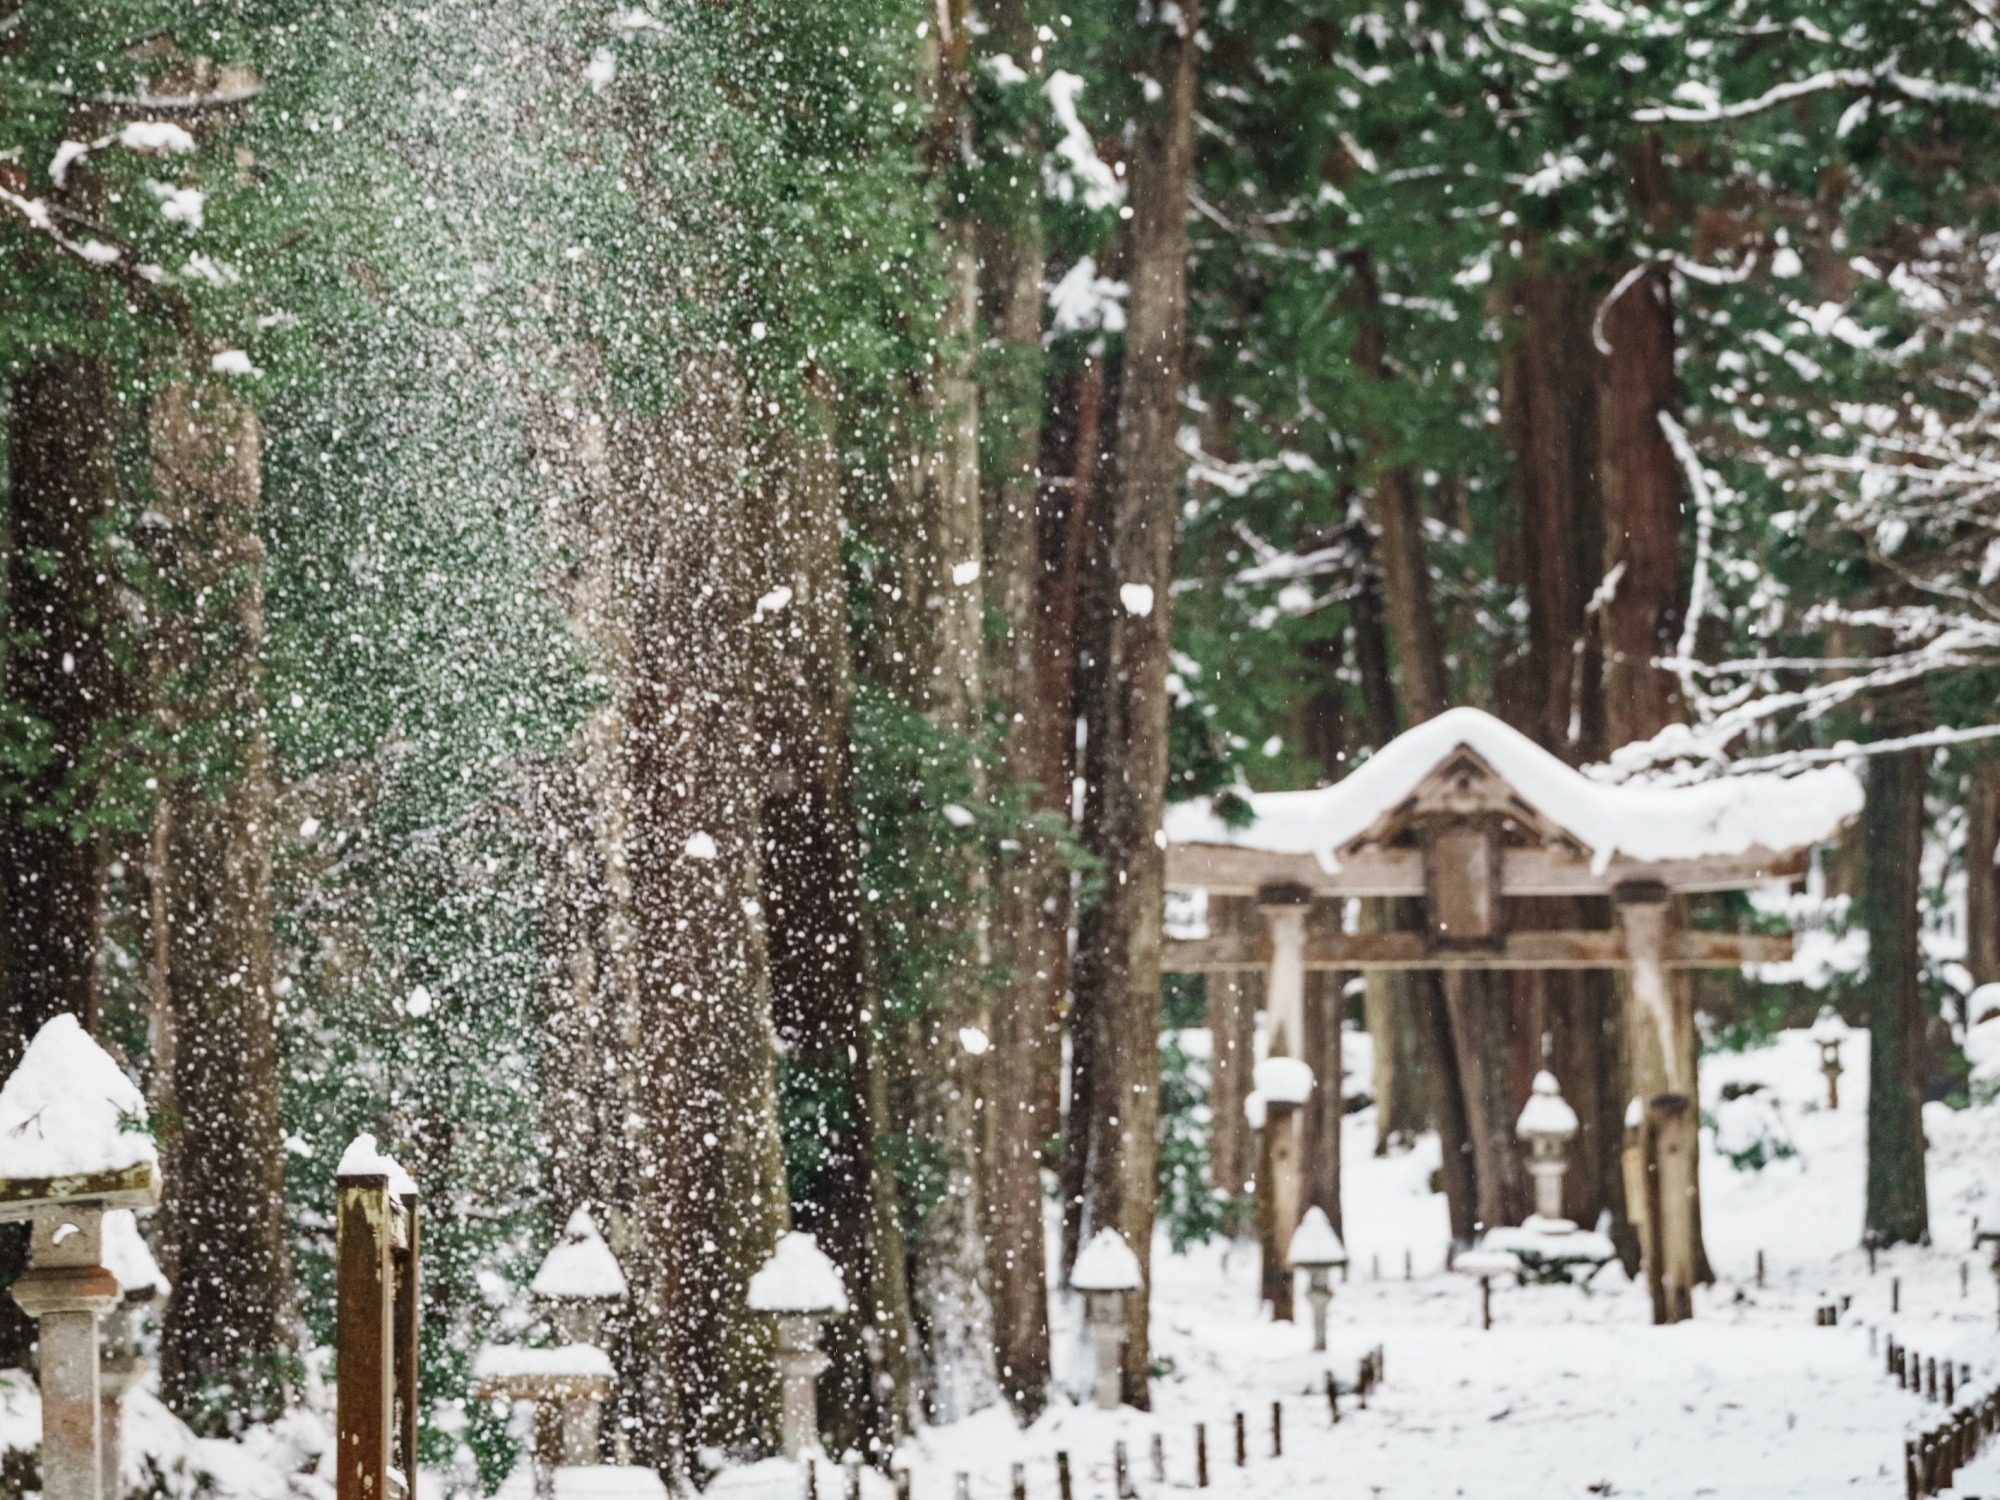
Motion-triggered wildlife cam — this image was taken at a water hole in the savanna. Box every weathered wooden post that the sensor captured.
[1258,884,1312,1065]
[1453,1248,1519,1332]
[1252,1056,1312,1322]
[1619,883,1695,1324]
[0,1017,162,1500]
[337,1134,419,1500]
[1285,1207,1347,1353]
[1072,1229,1143,1410]
[748,1231,850,1459]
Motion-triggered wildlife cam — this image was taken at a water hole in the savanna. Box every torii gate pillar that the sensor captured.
[1618,881,1695,1324]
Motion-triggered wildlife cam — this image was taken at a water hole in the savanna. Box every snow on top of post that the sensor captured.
[1515,1070,1579,1139]
[1071,1228,1144,1292]
[1163,706,1861,872]
[1286,1205,1348,1269]
[0,1013,157,1184]
[746,1230,849,1314]
[1453,1247,1521,1278]
[1254,1056,1314,1106]
[532,1208,629,1302]
[102,1209,167,1298]
[336,1132,418,1197]
[1808,1005,1851,1045]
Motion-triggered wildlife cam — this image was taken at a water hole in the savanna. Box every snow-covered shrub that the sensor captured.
[1711,1087,1797,1172]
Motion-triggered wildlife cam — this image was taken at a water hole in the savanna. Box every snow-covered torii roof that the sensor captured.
[1165,707,1861,897]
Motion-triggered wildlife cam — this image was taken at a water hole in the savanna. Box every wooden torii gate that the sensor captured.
[1162,708,1862,1323]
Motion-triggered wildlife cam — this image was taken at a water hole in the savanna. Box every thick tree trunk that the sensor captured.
[616,363,789,1466]
[1070,1,1198,1409]
[1413,962,1478,1245]
[1967,760,2000,994]
[0,353,125,1366]
[752,395,913,1456]
[1597,263,1684,749]
[1443,970,1531,1230]
[1864,737,1931,1246]
[974,2,1057,1417]
[146,383,295,1428]
[1204,898,1259,1204]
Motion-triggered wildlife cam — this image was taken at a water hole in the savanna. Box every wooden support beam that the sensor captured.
[1162,929,1791,973]
[1167,842,1808,899]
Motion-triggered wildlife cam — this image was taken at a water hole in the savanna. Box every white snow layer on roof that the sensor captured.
[335,1132,417,1197]
[1070,1228,1144,1291]
[1163,706,1861,871]
[532,1208,628,1301]
[103,1209,167,1297]
[746,1230,849,1314]
[0,1013,156,1183]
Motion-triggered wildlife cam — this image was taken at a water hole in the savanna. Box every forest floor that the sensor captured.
[865,1026,2000,1500]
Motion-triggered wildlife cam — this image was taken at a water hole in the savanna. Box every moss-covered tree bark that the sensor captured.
[1863,733,1931,1247]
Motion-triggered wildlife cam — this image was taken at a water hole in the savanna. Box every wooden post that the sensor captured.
[1113,1443,1130,1500]
[1010,1466,1025,1500]
[1648,1096,1695,1323]
[1260,887,1311,1066]
[1258,1099,1304,1321]
[1149,1434,1164,1484]
[1756,1250,1764,1288]
[954,1473,970,1500]
[1271,1401,1282,1457]
[1196,1424,1209,1488]
[896,1469,912,1500]
[1233,1410,1246,1467]
[1325,1370,1339,1424]
[394,1184,420,1490]
[1894,1277,1902,1314]
[338,1169,398,1500]
[1056,1452,1071,1500]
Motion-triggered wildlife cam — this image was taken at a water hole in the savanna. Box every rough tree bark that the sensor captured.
[1203,902,1259,1204]
[1301,959,1345,1237]
[1966,759,2000,995]
[1070,0,1199,1408]
[616,364,789,1467]
[146,381,296,1428]
[751,394,913,1456]
[974,0,1056,1420]
[0,352,126,1367]
[1863,702,1931,1247]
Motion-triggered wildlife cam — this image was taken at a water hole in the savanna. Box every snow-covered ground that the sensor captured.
[78,1022,2000,1500]
[870,1025,2000,1500]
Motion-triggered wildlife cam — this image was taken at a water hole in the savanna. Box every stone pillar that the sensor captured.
[773,1315,827,1459]
[12,1210,120,1500]
[1616,883,1676,1098]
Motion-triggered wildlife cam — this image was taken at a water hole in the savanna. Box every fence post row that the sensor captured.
[337,1154,421,1500]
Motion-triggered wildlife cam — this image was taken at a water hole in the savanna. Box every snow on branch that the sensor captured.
[1636,66,2000,124]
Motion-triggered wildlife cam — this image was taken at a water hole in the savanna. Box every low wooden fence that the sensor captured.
[1884,1336,1992,1499]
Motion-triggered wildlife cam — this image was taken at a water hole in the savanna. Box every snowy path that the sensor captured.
[874,1028,2000,1500]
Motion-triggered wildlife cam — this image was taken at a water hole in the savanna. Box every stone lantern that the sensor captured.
[747,1231,849,1459]
[1070,1228,1143,1411]
[0,1015,161,1500]
[1285,1207,1348,1353]
[1515,1070,1579,1225]
[1454,1247,1520,1332]
[477,1205,630,1497]
[100,1210,166,1500]
[1810,1006,1849,1110]
[531,1208,628,1346]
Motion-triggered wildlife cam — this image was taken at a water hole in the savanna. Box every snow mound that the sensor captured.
[1287,1205,1348,1268]
[1516,1070,1579,1138]
[103,1208,166,1298]
[1254,1056,1314,1105]
[1164,706,1860,871]
[532,1208,628,1302]
[746,1230,848,1314]
[1967,1013,2000,1099]
[1071,1229,1144,1291]
[0,1013,156,1183]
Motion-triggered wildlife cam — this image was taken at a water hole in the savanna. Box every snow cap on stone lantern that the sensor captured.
[533,1208,628,1344]
[0,1013,159,1209]
[1286,1206,1347,1273]
[748,1231,849,1317]
[1971,983,2000,1028]
[1072,1228,1144,1294]
[1809,1005,1850,1048]
[1515,1070,1579,1144]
